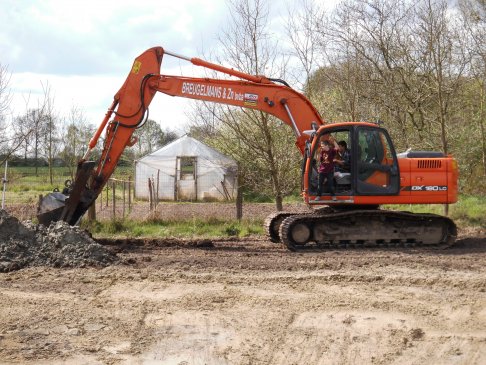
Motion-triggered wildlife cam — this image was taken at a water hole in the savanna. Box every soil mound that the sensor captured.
[0,210,118,272]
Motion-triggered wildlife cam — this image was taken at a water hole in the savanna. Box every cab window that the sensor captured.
[356,128,399,195]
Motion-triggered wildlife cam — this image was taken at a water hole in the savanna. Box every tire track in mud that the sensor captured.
[0,233,484,365]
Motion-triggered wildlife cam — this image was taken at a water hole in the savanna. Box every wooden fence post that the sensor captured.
[156,170,160,209]
[128,176,132,211]
[148,178,153,211]
[123,180,126,217]
[88,201,96,221]
[236,163,243,220]
[88,176,96,221]
[112,180,116,219]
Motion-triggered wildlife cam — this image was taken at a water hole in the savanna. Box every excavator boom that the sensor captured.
[38,46,322,225]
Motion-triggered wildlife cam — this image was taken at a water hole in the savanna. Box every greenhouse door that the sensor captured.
[175,156,197,201]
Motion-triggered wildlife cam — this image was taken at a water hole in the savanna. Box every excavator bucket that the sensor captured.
[37,191,67,226]
[37,161,96,226]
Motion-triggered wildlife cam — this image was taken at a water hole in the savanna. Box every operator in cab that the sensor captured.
[315,138,338,201]
[335,140,351,173]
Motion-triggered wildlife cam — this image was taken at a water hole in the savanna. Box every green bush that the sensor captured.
[104,219,128,234]
[224,223,240,236]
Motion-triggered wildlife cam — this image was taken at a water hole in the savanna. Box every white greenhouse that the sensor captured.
[134,135,237,201]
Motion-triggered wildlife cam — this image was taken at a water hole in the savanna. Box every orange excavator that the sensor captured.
[37,46,458,250]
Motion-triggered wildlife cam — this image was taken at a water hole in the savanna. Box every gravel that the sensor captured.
[0,210,118,272]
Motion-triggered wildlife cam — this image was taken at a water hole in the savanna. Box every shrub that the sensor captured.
[224,223,240,236]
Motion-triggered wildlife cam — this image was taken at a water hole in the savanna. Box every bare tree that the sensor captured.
[0,64,11,123]
[307,0,470,155]
[133,119,177,158]
[39,81,61,184]
[195,0,301,210]
[285,0,326,91]
[415,0,470,155]
[11,111,35,162]
[0,64,23,164]
[284,0,483,196]
[322,0,432,147]
[459,0,486,176]
[8,82,53,175]
[60,106,94,178]
[28,88,54,177]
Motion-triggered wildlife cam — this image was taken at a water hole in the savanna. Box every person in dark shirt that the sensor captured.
[316,139,337,200]
[335,140,351,173]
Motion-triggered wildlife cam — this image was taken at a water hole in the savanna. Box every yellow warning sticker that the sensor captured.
[132,60,141,74]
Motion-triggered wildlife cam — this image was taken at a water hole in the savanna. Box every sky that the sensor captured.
[0,0,336,136]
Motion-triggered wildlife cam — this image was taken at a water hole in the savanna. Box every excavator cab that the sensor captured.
[305,123,400,202]
[355,125,400,195]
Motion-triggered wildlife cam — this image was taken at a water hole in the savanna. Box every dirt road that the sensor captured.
[0,234,485,365]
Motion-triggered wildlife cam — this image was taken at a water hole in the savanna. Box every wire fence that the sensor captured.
[0,162,136,221]
[1,164,248,222]
[95,178,134,221]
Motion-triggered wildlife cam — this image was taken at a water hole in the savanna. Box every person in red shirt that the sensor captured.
[316,139,338,200]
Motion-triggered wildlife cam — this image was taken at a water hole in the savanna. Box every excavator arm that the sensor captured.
[37,46,324,225]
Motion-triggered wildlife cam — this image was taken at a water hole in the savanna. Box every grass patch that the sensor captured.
[283,193,304,204]
[83,217,264,239]
[449,195,486,227]
[383,194,486,228]
[3,166,135,204]
[83,194,484,239]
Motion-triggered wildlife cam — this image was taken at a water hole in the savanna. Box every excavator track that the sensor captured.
[277,210,457,251]
[264,208,334,243]
[264,212,296,243]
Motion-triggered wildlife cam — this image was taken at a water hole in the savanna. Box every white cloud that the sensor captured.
[1,0,339,135]
[1,0,227,132]
[9,62,203,135]
[0,0,225,75]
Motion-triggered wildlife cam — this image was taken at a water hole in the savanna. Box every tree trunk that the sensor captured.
[480,82,486,176]
[88,202,96,221]
[444,204,449,217]
[34,132,39,177]
[275,194,283,212]
[236,163,243,220]
[48,122,53,185]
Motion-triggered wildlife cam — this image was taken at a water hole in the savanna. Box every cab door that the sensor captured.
[306,126,352,195]
[354,127,400,195]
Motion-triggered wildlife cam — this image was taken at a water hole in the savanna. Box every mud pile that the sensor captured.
[0,210,118,272]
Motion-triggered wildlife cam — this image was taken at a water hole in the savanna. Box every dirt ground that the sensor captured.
[7,202,309,222]
[0,230,485,365]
